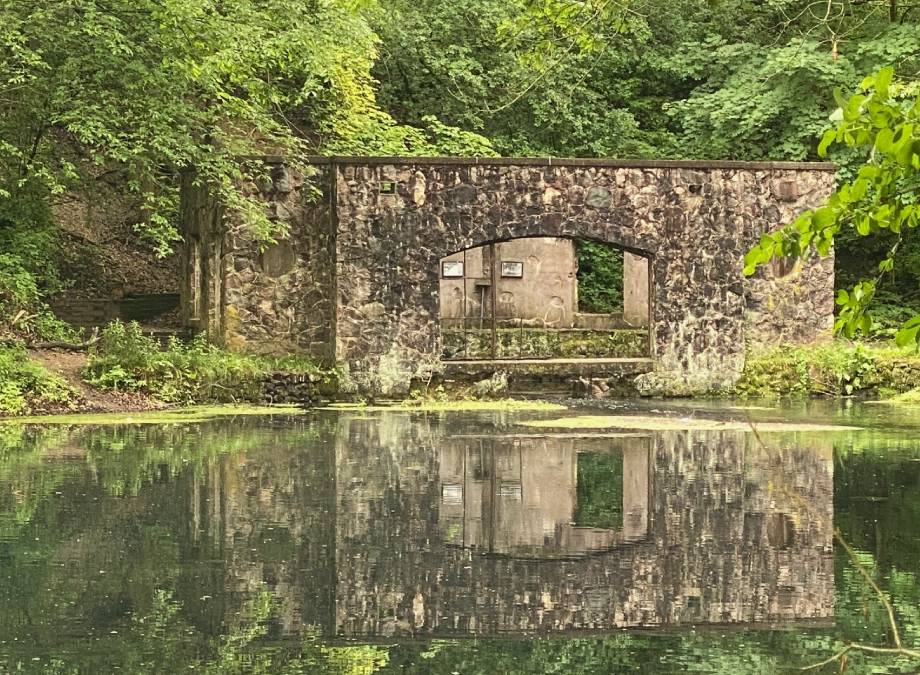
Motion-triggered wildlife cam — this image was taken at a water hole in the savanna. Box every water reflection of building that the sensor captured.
[438,435,648,557]
[180,416,835,639]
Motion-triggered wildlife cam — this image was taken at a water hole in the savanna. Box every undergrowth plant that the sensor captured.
[0,346,76,415]
[735,341,920,398]
[84,321,327,404]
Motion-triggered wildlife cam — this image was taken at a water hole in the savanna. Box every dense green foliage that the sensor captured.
[0,214,75,342]
[372,0,920,159]
[0,0,493,246]
[0,0,492,338]
[575,240,623,313]
[84,320,330,404]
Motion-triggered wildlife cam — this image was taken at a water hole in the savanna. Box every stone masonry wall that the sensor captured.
[329,158,835,394]
[181,163,337,362]
[181,157,836,395]
[745,252,836,346]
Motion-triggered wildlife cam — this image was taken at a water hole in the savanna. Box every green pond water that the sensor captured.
[2,400,920,674]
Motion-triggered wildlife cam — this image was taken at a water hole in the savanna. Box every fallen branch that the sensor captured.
[801,529,920,671]
[30,328,100,351]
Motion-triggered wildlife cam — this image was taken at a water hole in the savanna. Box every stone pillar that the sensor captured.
[623,252,649,327]
[179,171,225,339]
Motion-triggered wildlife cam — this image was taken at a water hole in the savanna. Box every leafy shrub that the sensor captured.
[84,321,326,404]
[0,253,64,341]
[0,214,76,342]
[0,346,77,415]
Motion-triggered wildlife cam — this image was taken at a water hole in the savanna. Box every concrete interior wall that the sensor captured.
[439,237,654,330]
[623,252,650,328]
[439,237,578,327]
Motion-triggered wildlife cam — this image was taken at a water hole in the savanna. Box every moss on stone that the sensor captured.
[875,388,920,406]
[442,328,647,359]
[734,341,920,398]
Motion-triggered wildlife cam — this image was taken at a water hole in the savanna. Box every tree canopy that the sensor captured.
[1,0,920,340]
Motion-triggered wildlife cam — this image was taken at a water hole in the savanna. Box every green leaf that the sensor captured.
[895,316,920,347]
[876,127,895,153]
[875,66,894,97]
[818,129,837,157]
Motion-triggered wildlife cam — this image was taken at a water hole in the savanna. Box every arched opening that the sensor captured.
[438,236,651,361]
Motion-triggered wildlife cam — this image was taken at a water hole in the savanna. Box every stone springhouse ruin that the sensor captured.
[179,156,836,395]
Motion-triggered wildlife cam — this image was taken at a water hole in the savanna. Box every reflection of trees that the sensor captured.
[574,450,623,529]
[0,426,77,541]
[0,417,335,667]
[3,586,390,674]
[806,434,920,672]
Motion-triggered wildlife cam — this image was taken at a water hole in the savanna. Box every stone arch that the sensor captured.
[435,227,656,269]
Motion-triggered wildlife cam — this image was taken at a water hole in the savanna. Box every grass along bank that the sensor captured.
[735,341,920,399]
[82,321,334,406]
[7,324,919,418]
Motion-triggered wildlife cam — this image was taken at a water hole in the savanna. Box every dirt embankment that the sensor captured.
[51,179,179,302]
[15,176,182,417]
[27,349,166,414]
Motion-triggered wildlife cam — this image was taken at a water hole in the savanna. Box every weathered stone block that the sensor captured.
[585,186,612,209]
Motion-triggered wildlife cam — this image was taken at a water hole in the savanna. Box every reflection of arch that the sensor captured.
[437,434,649,559]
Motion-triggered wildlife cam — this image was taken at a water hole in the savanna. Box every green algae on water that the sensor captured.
[0,404,308,427]
[518,415,861,432]
[321,400,567,413]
